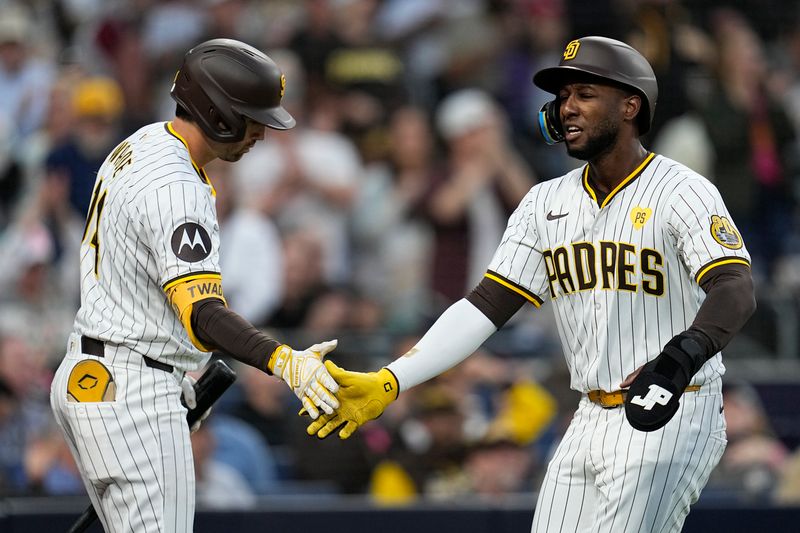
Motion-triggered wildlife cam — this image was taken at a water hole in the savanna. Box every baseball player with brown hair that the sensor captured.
[307,36,756,532]
[50,39,340,533]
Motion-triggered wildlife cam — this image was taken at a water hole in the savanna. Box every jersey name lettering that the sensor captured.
[109,141,133,179]
[186,282,223,298]
[542,241,664,298]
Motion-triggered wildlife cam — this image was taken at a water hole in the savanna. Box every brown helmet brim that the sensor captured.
[533,66,625,95]
[237,104,296,130]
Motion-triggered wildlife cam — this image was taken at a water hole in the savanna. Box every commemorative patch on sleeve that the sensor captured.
[710,215,742,250]
[171,222,212,261]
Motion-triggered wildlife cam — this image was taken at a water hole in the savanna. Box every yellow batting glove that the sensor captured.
[306,360,398,440]
[269,340,340,420]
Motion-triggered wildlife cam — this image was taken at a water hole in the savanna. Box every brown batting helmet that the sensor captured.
[171,38,296,143]
[533,36,658,143]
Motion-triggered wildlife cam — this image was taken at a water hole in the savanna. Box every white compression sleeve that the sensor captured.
[386,298,497,392]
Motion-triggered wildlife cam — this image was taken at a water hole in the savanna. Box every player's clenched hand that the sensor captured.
[624,333,704,432]
[269,340,340,419]
[306,361,398,440]
[180,374,210,433]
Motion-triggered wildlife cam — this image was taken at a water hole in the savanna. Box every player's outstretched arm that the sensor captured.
[307,298,499,439]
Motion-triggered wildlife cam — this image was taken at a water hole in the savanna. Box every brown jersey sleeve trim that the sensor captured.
[162,270,221,291]
[694,257,750,285]
[191,298,281,374]
[467,275,529,329]
[484,270,544,307]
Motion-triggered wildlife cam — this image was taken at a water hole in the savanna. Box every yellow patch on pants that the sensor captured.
[67,360,115,402]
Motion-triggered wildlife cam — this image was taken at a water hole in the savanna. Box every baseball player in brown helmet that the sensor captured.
[51,39,340,532]
[307,36,756,532]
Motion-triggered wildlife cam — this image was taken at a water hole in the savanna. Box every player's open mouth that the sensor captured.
[565,126,582,141]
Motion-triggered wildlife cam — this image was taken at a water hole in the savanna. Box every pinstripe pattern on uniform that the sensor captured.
[53,121,217,532]
[73,122,221,372]
[531,385,726,533]
[484,154,742,532]
[164,122,216,192]
[52,338,195,532]
[488,155,749,393]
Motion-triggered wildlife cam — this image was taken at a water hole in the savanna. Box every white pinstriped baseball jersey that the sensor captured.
[487,153,750,393]
[52,120,224,532]
[73,121,221,372]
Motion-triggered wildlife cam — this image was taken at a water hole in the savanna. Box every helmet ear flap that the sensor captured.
[538,99,564,145]
[206,105,247,142]
[208,106,232,136]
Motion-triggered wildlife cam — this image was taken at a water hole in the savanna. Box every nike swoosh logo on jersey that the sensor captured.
[546,210,569,221]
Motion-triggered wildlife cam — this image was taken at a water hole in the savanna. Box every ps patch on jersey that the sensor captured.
[710,215,742,250]
[630,206,652,230]
[171,223,212,261]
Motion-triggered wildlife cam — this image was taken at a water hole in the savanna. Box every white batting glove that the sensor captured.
[180,374,210,433]
[269,339,340,419]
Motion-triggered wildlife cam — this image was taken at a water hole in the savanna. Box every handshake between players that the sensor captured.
[301,333,708,440]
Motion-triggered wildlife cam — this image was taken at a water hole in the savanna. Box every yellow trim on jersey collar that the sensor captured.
[582,152,656,209]
[165,122,217,197]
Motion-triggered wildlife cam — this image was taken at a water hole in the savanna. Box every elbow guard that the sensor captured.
[164,273,227,351]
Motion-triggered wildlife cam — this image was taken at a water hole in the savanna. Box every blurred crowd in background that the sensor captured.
[2,0,800,509]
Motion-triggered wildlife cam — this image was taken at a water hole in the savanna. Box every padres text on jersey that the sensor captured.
[486,154,750,393]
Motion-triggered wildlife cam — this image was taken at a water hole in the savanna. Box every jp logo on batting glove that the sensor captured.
[624,334,706,432]
[306,361,398,439]
[269,340,340,419]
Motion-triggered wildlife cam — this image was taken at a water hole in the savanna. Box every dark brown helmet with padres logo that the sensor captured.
[171,38,296,143]
[533,36,658,144]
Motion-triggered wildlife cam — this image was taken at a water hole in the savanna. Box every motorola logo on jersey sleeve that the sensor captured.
[171,223,212,262]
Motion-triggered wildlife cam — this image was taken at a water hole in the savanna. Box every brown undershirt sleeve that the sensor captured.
[684,263,756,358]
[191,298,280,374]
[466,277,527,328]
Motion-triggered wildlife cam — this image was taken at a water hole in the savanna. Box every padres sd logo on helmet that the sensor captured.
[563,40,581,60]
[170,38,296,143]
[533,36,659,144]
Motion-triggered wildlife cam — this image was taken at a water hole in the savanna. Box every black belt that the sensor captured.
[81,335,174,373]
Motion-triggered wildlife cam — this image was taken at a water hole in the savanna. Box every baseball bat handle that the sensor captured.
[66,506,97,533]
[186,359,237,426]
[66,359,237,532]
